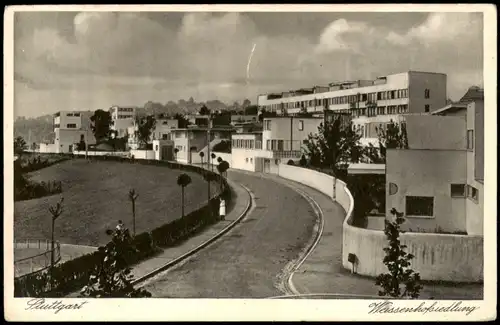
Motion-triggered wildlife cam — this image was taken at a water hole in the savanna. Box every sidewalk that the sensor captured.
[66,179,250,296]
[256,173,483,300]
[130,178,251,282]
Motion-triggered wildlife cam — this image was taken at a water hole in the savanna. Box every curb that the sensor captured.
[266,293,386,299]
[131,181,253,286]
[280,185,325,296]
[285,187,325,296]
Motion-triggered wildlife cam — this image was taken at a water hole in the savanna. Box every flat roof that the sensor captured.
[347,163,385,175]
[430,103,468,115]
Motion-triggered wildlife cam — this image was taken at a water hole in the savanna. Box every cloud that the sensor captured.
[13,12,484,117]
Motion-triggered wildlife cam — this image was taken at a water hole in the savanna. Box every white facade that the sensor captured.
[110,106,136,138]
[258,71,447,145]
[386,94,484,235]
[52,111,96,153]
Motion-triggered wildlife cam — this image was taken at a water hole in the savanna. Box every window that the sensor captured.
[451,184,466,197]
[155,145,159,151]
[266,140,270,150]
[467,185,479,202]
[74,113,81,117]
[66,113,73,116]
[424,89,430,98]
[264,120,272,131]
[425,105,430,113]
[303,139,309,145]
[467,130,474,150]
[246,158,249,163]
[406,196,434,216]
[66,123,77,128]
[250,158,253,163]
[377,106,385,115]
[298,120,304,131]
[277,140,284,151]
[275,159,280,165]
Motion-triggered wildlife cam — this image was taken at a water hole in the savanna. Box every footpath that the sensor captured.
[130,178,251,283]
[257,172,483,300]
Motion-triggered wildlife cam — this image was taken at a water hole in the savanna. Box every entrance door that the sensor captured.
[161,145,173,161]
[264,159,271,173]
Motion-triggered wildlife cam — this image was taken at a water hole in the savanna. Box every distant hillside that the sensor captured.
[13,98,256,144]
[14,115,54,145]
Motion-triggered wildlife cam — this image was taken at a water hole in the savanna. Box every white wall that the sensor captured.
[130,149,155,160]
[406,115,466,150]
[386,149,467,233]
[73,150,129,157]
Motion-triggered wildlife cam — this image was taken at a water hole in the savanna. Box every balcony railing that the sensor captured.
[272,150,303,159]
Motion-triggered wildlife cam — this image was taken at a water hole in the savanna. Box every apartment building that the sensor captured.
[258,71,447,146]
[385,87,484,235]
[109,106,136,138]
[48,111,96,153]
[231,116,322,172]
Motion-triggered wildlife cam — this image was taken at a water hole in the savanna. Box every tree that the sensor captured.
[14,136,27,155]
[375,208,423,299]
[199,105,210,116]
[216,160,230,191]
[79,224,152,298]
[217,157,223,164]
[135,115,156,149]
[305,114,362,179]
[199,151,205,167]
[177,173,192,218]
[203,172,217,207]
[366,120,409,164]
[244,105,259,115]
[128,189,139,237]
[242,99,251,108]
[210,153,216,172]
[48,197,64,290]
[174,148,179,161]
[299,155,307,167]
[174,113,191,128]
[90,110,112,143]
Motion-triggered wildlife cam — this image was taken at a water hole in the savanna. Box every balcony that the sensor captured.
[272,150,303,159]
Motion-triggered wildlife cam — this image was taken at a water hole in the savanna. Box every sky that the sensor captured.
[13,10,484,118]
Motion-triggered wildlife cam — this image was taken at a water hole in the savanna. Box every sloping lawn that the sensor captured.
[14,159,218,246]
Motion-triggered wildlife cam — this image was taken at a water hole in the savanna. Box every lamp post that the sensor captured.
[207,111,212,170]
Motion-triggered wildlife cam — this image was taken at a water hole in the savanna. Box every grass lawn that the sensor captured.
[14,159,219,246]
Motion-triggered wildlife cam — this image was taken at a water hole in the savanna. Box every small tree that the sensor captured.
[128,189,139,237]
[174,148,179,161]
[135,115,156,149]
[210,153,216,172]
[14,136,27,155]
[216,160,230,192]
[375,208,423,299]
[203,172,217,205]
[177,173,192,218]
[199,152,205,167]
[217,157,223,164]
[367,120,409,163]
[79,224,152,298]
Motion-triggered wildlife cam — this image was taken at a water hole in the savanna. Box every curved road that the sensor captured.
[139,170,318,298]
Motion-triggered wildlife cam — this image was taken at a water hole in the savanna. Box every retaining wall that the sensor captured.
[277,163,484,283]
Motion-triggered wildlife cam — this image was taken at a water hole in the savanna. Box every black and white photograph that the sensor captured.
[4,4,496,322]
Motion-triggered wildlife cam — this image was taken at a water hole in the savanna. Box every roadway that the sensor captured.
[139,169,318,298]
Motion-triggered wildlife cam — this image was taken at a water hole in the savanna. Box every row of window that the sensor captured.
[266,88,410,111]
[117,107,134,112]
[117,114,134,119]
[263,120,306,132]
[66,113,81,117]
[350,105,410,118]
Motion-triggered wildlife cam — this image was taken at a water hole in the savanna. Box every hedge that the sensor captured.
[14,158,231,298]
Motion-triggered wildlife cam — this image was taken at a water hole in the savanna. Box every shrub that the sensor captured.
[287,159,295,165]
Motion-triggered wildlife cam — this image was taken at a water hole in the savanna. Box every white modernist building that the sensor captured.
[257,71,447,146]
[109,106,136,138]
[39,111,96,153]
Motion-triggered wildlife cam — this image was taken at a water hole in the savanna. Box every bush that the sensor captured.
[14,159,232,297]
[212,140,231,153]
[299,155,307,167]
[287,160,295,165]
